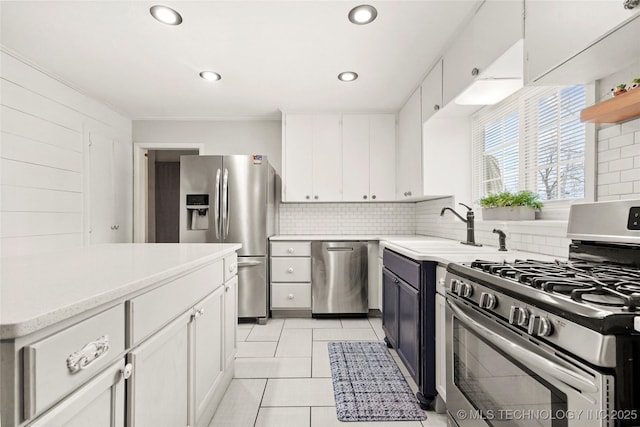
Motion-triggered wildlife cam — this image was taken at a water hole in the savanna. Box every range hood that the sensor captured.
[455,39,524,106]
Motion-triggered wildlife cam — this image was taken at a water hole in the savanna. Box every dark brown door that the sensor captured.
[155,162,180,243]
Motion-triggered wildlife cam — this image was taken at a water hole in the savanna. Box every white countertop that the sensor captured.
[271,234,562,264]
[0,243,241,339]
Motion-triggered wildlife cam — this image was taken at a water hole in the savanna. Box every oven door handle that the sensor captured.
[447,300,598,394]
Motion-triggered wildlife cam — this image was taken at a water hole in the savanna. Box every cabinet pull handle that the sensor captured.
[288,248,295,253]
[471,67,479,76]
[193,308,205,319]
[306,195,310,200]
[434,104,440,111]
[115,225,119,230]
[121,363,133,380]
[314,195,319,200]
[363,195,367,200]
[67,335,110,373]
[288,293,294,300]
[225,286,229,292]
[229,263,236,272]
[371,195,376,200]
[287,267,294,273]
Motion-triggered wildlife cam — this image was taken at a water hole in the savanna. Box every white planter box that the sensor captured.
[482,206,536,221]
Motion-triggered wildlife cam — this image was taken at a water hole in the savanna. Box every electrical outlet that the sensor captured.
[627,207,640,230]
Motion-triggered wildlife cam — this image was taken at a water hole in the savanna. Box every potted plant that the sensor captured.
[479,190,543,221]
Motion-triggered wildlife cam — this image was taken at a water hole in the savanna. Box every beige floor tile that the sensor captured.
[311,407,424,427]
[368,318,386,340]
[237,328,251,342]
[311,341,331,378]
[312,328,379,341]
[283,318,342,329]
[255,407,311,427]
[237,341,278,358]
[235,357,311,378]
[340,318,373,328]
[238,321,255,329]
[262,378,335,407]
[276,329,312,357]
[246,318,284,342]
[208,378,266,427]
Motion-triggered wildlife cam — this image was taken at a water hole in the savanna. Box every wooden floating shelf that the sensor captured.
[580,88,640,124]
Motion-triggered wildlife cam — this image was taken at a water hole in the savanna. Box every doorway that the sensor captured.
[147,150,198,242]
[133,143,204,243]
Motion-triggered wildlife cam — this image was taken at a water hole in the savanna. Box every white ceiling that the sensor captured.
[0,1,480,120]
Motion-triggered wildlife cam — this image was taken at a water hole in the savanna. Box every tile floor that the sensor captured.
[209,317,447,427]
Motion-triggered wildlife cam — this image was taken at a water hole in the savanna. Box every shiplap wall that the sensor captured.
[1,50,132,257]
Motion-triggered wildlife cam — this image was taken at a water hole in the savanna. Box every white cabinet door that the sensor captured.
[443,0,523,106]
[396,88,422,199]
[525,1,639,84]
[435,292,446,401]
[223,275,238,368]
[127,311,190,427]
[193,287,225,426]
[421,59,443,123]
[283,114,313,201]
[312,114,342,201]
[28,360,125,427]
[369,114,396,201]
[342,114,370,202]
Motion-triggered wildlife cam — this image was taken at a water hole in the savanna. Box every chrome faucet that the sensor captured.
[440,203,482,247]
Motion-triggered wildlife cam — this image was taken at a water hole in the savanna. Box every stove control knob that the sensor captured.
[450,279,460,294]
[510,307,529,327]
[527,315,538,335]
[479,292,497,310]
[537,317,553,337]
[457,282,473,298]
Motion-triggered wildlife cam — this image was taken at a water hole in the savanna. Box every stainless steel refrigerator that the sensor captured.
[179,155,278,321]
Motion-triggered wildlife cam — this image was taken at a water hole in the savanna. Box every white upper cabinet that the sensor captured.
[525,1,640,84]
[442,0,523,106]
[420,59,443,124]
[396,88,423,199]
[342,114,396,202]
[282,113,341,202]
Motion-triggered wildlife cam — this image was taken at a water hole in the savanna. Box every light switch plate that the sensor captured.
[635,317,640,333]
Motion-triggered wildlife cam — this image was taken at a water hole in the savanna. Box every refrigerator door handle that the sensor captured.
[214,168,221,239]
[222,168,229,239]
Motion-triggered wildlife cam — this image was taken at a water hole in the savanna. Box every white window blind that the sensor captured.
[472,85,586,204]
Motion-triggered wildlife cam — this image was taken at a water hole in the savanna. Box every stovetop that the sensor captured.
[470,259,640,312]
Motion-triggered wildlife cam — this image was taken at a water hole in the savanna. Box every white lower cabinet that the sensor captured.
[127,311,190,427]
[270,241,312,311]
[28,360,125,427]
[224,275,238,368]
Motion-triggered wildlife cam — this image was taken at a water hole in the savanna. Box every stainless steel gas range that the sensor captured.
[445,200,640,427]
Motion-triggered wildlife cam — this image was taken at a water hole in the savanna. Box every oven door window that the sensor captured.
[453,319,568,427]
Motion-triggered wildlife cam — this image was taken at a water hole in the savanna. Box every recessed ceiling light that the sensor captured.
[200,71,222,81]
[150,5,183,25]
[348,5,378,25]
[338,71,358,82]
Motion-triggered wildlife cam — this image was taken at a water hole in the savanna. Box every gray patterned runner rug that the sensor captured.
[328,341,427,422]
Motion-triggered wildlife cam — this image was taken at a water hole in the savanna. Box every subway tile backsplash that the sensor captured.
[596,117,640,201]
[279,203,415,235]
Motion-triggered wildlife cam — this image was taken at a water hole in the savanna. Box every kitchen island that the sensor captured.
[1,243,240,427]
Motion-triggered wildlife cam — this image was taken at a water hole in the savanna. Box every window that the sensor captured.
[472,85,587,205]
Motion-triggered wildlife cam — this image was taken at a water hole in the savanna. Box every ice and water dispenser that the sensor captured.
[186,194,210,230]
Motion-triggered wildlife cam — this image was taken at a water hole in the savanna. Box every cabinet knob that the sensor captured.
[407,191,412,196]
[287,267,294,273]
[287,293,294,300]
[225,286,229,292]
[314,195,319,200]
[121,363,133,380]
[371,195,376,200]
[403,192,408,196]
[306,195,310,200]
[288,247,294,253]
[229,263,236,272]
[434,104,440,111]
[363,195,367,200]
[471,67,479,77]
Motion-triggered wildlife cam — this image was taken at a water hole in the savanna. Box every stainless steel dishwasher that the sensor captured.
[311,241,368,315]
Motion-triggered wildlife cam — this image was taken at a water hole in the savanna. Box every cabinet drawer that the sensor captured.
[383,249,420,289]
[23,304,125,419]
[271,241,311,257]
[128,261,223,346]
[224,253,238,282]
[271,283,311,309]
[271,257,311,282]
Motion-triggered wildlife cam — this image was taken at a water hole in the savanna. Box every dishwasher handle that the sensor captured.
[326,247,355,251]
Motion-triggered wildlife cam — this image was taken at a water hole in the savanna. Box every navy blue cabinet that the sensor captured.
[382,248,436,409]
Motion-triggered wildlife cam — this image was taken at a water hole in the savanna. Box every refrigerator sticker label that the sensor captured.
[252,154,263,165]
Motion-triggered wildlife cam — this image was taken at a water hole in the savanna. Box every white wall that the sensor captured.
[0,50,132,257]
[132,120,282,174]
